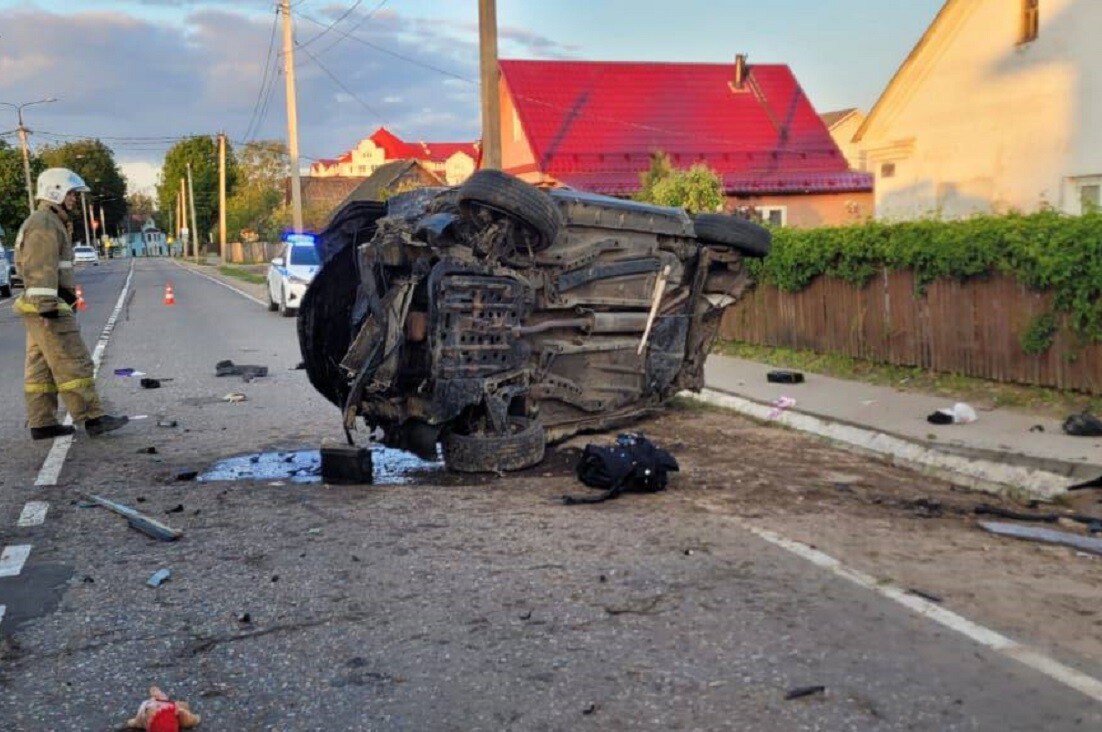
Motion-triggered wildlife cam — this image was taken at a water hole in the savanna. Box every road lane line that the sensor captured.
[0,605,5,625]
[35,262,135,487]
[0,545,32,577]
[172,260,266,306]
[720,515,1102,704]
[17,501,49,527]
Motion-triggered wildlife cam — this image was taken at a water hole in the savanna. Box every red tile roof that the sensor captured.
[500,59,872,195]
[368,127,478,164]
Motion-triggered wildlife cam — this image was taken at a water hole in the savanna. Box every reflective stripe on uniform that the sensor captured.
[26,287,59,297]
[57,377,95,393]
[58,261,73,270]
[25,382,58,394]
[12,297,72,316]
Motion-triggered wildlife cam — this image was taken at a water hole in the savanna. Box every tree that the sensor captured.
[127,192,156,221]
[39,139,128,244]
[634,151,724,214]
[226,140,288,242]
[0,140,44,244]
[157,136,237,252]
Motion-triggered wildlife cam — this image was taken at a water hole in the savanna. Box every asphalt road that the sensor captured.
[0,258,1098,730]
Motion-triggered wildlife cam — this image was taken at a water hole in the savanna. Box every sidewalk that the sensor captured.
[699,355,1102,499]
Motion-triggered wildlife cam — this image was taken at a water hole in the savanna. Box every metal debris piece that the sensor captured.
[147,569,171,587]
[978,521,1102,556]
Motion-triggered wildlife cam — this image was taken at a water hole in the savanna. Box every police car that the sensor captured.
[267,233,320,317]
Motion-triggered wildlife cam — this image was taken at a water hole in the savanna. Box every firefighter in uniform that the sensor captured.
[13,168,128,440]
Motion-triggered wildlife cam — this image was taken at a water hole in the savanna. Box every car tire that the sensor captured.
[0,284,10,299]
[457,169,563,252]
[442,416,546,473]
[267,287,279,312]
[279,287,295,317]
[692,213,772,258]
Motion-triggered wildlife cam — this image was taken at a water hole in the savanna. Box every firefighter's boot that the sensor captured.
[85,414,129,437]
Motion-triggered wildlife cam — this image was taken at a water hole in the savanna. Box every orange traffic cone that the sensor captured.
[163,283,175,306]
[75,285,87,312]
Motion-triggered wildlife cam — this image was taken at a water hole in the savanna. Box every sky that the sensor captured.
[0,0,944,196]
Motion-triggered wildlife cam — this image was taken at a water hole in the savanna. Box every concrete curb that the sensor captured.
[686,387,1084,501]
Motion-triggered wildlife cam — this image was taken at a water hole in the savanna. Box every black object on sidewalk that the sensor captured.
[320,439,373,484]
[140,378,161,389]
[1062,412,1102,437]
[563,434,678,505]
[767,370,805,384]
[216,360,269,380]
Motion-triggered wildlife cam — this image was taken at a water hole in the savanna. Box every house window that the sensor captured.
[1079,182,1101,214]
[880,162,896,178]
[1020,0,1039,43]
[758,205,787,227]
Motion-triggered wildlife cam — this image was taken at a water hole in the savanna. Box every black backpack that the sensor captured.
[563,434,679,505]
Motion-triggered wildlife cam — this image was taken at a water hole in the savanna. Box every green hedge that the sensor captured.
[748,211,1102,346]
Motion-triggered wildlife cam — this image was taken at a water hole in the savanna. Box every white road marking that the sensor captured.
[725,516,1102,704]
[35,262,135,487]
[173,260,267,306]
[17,501,49,527]
[0,545,32,577]
[0,605,6,626]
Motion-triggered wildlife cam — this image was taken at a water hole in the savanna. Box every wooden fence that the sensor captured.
[719,270,1102,394]
[227,241,282,264]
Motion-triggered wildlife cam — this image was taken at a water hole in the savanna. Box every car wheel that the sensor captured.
[267,286,279,312]
[0,284,10,299]
[692,213,772,258]
[442,416,546,473]
[457,169,563,252]
[279,287,295,317]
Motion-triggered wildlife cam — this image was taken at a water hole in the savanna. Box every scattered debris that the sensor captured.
[125,685,200,730]
[519,610,532,620]
[130,415,149,420]
[165,504,184,514]
[768,395,797,420]
[1029,424,1045,433]
[222,393,247,403]
[140,378,162,389]
[137,447,158,455]
[157,420,178,428]
[767,370,805,384]
[582,703,598,716]
[927,402,977,425]
[978,521,1102,556]
[84,494,183,542]
[147,569,171,588]
[907,588,943,604]
[293,361,306,370]
[321,439,374,484]
[113,368,146,378]
[785,685,826,701]
[236,612,252,624]
[974,504,1099,526]
[176,470,198,482]
[216,360,269,381]
[1063,412,1102,437]
[563,434,678,505]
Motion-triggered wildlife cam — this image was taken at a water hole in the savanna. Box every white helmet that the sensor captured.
[36,168,90,205]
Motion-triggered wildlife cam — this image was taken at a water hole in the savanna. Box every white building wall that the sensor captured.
[860,0,1102,219]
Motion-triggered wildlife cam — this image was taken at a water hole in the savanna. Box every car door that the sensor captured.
[269,244,286,302]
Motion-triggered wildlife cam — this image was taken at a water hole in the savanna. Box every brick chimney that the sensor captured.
[732,53,748,91]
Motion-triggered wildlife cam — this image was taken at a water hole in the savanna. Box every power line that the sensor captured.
[243,6,281,142]
[315,0,389,57]
[296,41,388,127]
[297,0,363,51]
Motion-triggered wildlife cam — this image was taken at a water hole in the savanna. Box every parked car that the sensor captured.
[2,247,17,292]
[0,249,11,298]
[73,245,99,265]
[298,170,770,473]
[267,236,321,317]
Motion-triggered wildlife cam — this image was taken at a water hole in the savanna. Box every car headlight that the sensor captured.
[288,275,311,285]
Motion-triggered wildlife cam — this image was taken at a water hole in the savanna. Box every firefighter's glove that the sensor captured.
[40,309,60,320]
[59,287,77,307]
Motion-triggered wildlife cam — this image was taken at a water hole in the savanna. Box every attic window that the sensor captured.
[880,162,896,178]
[1020,0,1039,43]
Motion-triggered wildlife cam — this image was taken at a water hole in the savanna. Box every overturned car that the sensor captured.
[298,170,770,472]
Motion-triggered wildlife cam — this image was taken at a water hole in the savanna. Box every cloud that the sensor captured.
[0,3,573,191]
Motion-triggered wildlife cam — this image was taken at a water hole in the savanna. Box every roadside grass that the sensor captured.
[714,340,1102,421]
[218,265,267,285]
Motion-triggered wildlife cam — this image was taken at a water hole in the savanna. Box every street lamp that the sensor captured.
[0,97,58,215]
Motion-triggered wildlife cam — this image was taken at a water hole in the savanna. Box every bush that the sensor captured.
[748,211,1102,344]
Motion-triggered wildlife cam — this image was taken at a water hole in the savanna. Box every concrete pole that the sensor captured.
[186,162,199,262]
[478,0,501,169]
[80,191,93,248]
[179,177,187,258]
[281,0,304,233]
[218,132,227,262]
[16,114,34,214]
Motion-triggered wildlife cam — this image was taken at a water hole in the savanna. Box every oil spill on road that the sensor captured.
[198,447,443,485]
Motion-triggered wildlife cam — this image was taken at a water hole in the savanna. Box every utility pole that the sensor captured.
[1,98,57,214]
[187,162,199,263]
[80,191,93,247]
[280,0,304,233]
[100,204,108,254]
[179,177,187,259]
[478,0,501,169]
[218,132,227,262]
